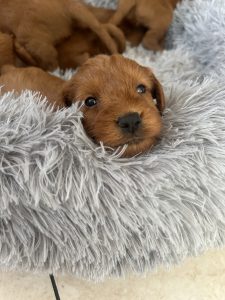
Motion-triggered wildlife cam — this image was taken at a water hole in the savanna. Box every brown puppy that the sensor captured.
[0,6,144,71]
[51,0,180,69]
[0,55,165,157]
[109,0,180,50]
[63,55,165,156]
[0,0,125,70]
[4,6,144,71]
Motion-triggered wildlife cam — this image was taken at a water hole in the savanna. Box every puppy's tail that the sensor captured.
[14,40,37,66]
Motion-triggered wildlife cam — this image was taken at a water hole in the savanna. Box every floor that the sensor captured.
[1,249,225,300]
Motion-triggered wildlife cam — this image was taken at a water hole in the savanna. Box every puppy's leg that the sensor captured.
[14,41,37,66]
[16,29,58,71]
[104,23,126,53]
[67,1,125,54]
[109,0,136,25]
[141,8,173,51]
[0,32,15,68]
[23,39,58,71]
[86,5,125,52]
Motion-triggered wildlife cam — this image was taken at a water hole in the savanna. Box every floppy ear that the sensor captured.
[151,74,165,114]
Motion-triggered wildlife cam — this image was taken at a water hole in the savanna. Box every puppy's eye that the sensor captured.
[85,97,97,107]
[136,84,146,94]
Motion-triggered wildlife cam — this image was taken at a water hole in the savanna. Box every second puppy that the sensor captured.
[109,0,180,50]
[0,55,165,157]
[0,0,125,70]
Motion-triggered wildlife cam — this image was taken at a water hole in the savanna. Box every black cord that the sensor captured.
[49,274,61,300]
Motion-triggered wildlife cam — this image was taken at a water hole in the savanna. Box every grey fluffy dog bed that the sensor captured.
[1,0,225,280]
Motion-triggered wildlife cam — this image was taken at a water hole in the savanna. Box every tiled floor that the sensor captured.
[1,249,225,300]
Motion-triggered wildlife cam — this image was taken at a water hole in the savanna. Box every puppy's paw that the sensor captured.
[104,23,126,53]
[142,38,164,51]
[97,24,123,54]
[19,39,59,71]
[14,41,37,66]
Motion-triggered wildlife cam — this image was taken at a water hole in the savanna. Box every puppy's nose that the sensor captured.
[117,112,141,134]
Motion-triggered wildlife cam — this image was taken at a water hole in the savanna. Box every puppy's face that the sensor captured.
[63,55,165,157]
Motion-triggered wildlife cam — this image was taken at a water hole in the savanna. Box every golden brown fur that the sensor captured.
[109,0,180,50]
[0,31,36,69]
[0,0,179,70]
[0,6,144,71]
[57,6,147,70]
[0,65,66,107]
[45,1,180,69]
[0,32,15,68]
[63,55,165,157]
[0,0,125,70]
[0,55,165,157]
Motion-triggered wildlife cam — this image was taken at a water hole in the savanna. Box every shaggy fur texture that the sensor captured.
[1,0,225,280]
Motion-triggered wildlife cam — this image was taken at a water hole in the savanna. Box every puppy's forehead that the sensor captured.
[79,55,152,84]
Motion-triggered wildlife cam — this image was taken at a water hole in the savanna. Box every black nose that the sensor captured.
[117,112,141,134]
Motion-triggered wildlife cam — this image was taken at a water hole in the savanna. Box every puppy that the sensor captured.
[109,0,180,50]
[6,6,144,71]
[0,0,125,70]
[0,6,143,71]
[64,55,165,156]
[0,55,165,157]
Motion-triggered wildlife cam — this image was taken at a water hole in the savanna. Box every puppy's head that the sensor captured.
[63,55,165,157]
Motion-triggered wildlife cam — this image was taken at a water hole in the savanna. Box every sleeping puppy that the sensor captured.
[0,55,165,157]
[109,0,180,50]
[0,0,125,70]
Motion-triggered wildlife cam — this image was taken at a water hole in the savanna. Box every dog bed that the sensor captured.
[1,0,225,280]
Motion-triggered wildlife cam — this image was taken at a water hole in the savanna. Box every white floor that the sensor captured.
[1,249,225,300]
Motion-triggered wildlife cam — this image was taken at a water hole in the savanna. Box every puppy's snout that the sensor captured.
[117,112,141,134]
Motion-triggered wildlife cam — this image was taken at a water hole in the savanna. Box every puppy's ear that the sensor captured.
[150,74,165,114]
[62,81,76,107]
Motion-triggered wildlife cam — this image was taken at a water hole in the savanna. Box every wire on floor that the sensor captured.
[49,274,61,300]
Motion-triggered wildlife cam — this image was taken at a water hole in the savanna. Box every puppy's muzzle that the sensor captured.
[117,112,141,134]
